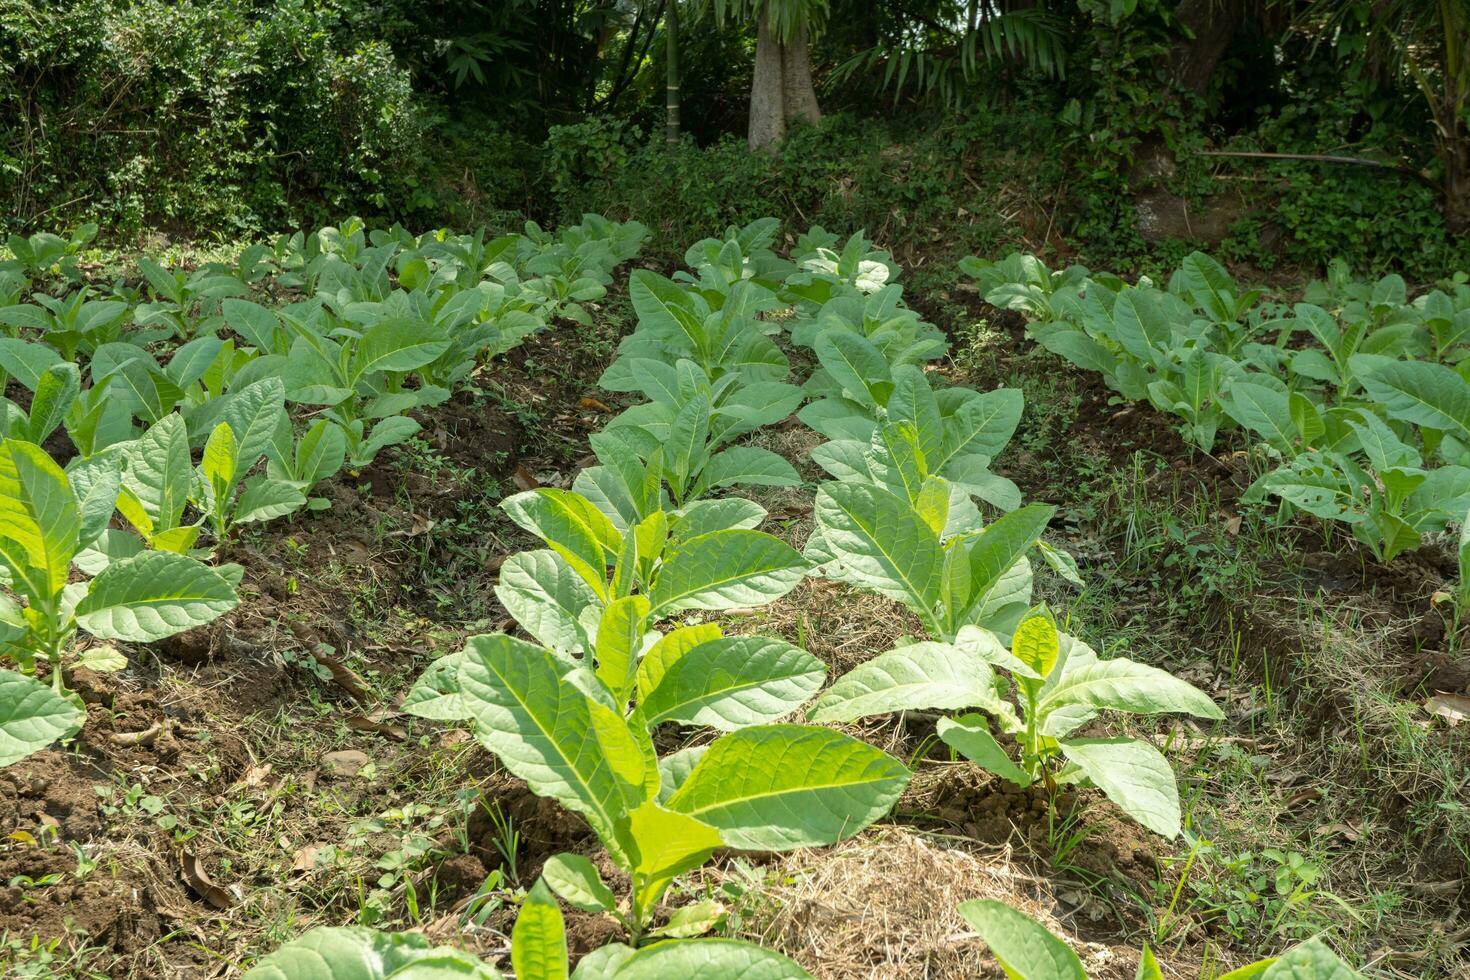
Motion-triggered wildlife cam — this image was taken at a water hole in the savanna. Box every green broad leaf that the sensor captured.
[502,490,620,599]
[291,418,348,484]
[1059,736,1181,838]
[809,439,871,483]
[26,362,79,443]
[76,551,238,642]
[600,939,815,979]
[540,853,616,913]
[241,926,501,979]
[65,451,123,550]
[936,713,1031,786]
[235,476,308,524]
[648,529,806,617]
[938,388,1024,471]
[813,482,942,626]
[807,641,999,722]
[1111,289,1172,364]
[456,634,648,859]
[594,595,648,705]
[122,413,192,532]
[350,317,451,382]
[697,446,800,492]
[957,899,1086,980]
[0,669,84,767]
[886,367,945,465]
[0,439,80,603]
[815,329,892,407]
[1038,656,1223,730]
[1220,382,1296,452]
[666,394,711,496]
[647,900,723,939]
[75,645,127,672]
[964,503,1053,602]
[635,624,723,702]
[0,338,63,389]
[1361,360,1470,442]
[222,298,282,352]
[639,636,825,731]
[670,499,766,539]
[1231,938,1361,979]
[665,725,909,850]
[512,879,568,980]
[496,550,597,655]
[1011,613,1060,679]
[220,377,288,465]
[356,416,421,462]
[202,421,238,492]
[655,746,707,805]
[1135,945,1164,980]
[402,651,469,721]
[569,944,638,980]
[620,800,723,915]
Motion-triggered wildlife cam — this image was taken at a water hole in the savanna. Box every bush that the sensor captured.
[0,0,426,235]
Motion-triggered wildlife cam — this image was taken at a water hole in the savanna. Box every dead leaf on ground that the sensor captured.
[180,852,237,909]
[1223,514,1242,536]
[111,719,168,747]
[323,750,371,777]
[1284,787,1322,808]
[386,512,436,538]
[229,764,273,793]
[1315,819,1363,842]
[309,650,372,704]
[1425,692,1470,725]
[346,712,407,740]
[291,844,325,873]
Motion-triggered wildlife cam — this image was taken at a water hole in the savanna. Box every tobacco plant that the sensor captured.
[406,625,906,938]
[494,487,805,658]
[243,878,814,978]
[0,440,239,766]
[811,608,1223,838]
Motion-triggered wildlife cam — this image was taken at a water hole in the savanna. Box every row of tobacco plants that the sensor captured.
[1,219,1362,977]
[0,215,644,766]
[967,252,1470,576]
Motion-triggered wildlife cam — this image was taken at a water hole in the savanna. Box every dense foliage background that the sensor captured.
[3,0,1467,276]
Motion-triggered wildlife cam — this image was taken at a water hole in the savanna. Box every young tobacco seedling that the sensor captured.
[804,369,1024,512]
[810,608,1222,838]
[0,440,239,765]
[806,443,1062,643]
[958,899,1361,979]
[495,487,806,658]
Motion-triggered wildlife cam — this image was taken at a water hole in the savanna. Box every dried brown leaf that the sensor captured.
[180,852,236,909]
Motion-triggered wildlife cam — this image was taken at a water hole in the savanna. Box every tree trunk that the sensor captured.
[1167,0,1244,99]
[747,13,822,151]
[1445,134,1470,236]
[780,26,821,127]
[665,0,680,143]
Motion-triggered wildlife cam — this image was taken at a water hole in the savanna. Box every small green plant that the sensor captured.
[0,440,240,766]
[811,608,1223,838]
[243,877,817,977]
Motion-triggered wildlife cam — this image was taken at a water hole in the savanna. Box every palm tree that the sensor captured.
[702,0,829,149]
